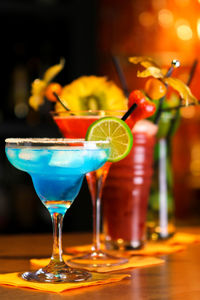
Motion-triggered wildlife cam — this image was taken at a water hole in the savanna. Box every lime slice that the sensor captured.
[85,117,133,162]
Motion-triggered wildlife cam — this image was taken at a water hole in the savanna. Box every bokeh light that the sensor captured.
[175,20,193,40]
[158,9,174,28]
[139,11,155,27]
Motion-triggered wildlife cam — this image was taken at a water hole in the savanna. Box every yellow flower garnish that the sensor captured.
[29,59,65,110]
[55,75,127,113]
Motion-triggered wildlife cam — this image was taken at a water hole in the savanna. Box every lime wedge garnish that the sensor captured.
[85,117,133,162]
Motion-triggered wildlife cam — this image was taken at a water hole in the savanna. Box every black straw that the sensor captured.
[53,92,70,112]
[121,103,137,121]
[112,56,129,98]
[186,59,198,86]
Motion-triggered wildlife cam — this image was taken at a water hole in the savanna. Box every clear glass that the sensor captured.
[52,110,129,269]
[147,112,179,240]
[147,137,175,240]
[5,138,110,282]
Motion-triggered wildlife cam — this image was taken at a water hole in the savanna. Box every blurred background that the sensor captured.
[1,0,200,234]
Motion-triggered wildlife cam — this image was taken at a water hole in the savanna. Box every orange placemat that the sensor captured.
[166,232,200,245]
[0,272,130,293]
[65,242,185,257]
[64,231,200,256]
[30,255,164,273]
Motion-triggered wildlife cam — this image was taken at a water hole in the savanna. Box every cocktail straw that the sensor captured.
[121,103,137,121]
[112,55,129,98]
[53,92,71,112]
[186,59,198,86]
[111,56,138,121]
[166,59,198,139]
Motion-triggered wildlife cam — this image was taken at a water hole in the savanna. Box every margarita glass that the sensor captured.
[52,110,130,269]
[5,138,110,283]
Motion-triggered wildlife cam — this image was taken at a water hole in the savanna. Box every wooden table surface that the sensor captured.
[0,228,200,300]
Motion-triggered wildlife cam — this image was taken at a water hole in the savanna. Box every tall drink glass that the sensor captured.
[5,138,110,283]
[147,112,178,240]
[52,110,129,269]
[102,120,158,250]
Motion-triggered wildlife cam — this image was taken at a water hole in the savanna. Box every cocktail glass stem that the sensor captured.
[31,211,67,277]
[87,164,110,255]
[21,209,92,282]
[51,212,64,263]
[92,175,103,253]
[67,163,128,269]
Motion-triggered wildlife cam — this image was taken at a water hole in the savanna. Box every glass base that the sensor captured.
[67,250,128,270]
[146,223,176,241]
[21,261,91,283]
[105,238,144,251]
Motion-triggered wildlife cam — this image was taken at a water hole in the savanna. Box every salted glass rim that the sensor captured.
[5,138,110,149]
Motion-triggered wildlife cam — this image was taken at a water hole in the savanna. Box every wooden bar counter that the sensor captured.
[0,228,199,299]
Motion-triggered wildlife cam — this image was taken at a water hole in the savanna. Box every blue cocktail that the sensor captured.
[5,138,110,283]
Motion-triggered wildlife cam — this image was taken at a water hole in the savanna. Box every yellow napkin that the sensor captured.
[30,255,164,273]
[0,272,130,293]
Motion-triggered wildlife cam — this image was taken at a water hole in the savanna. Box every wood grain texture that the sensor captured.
[0,228,199,299]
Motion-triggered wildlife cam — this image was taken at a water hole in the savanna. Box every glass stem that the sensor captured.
[50,212,64,262]
[93,175,103,252]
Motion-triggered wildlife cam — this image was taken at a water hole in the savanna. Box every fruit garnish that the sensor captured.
[55,76,127,113]
[85,117,133,162]
[164,77,198,106]
[129,56,198,106]
[29,79,47,111]
[29,59,65,110]
[128,56,159,68]
[138,66,164,79]
[29,64,128,113]
[127,90,156,127]
[144,78,167,100]
[43,59,65,83]
[44,83,63,102]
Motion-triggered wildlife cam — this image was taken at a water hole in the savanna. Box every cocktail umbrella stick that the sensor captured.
[166,59,198,139]
[154,60,181,125]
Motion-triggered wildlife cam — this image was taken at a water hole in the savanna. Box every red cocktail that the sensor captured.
[102,120,157,250]
[54,115,100,138]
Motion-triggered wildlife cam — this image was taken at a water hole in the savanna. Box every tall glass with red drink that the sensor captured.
[102,120,157,250]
